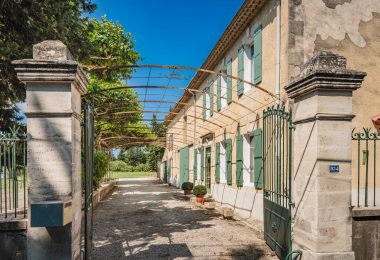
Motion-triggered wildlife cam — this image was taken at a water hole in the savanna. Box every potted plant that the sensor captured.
[181,182,194,195]
[192,185,207,204]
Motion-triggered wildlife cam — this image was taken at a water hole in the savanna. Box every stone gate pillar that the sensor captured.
[285,52,366,259]
[13,41,88,260]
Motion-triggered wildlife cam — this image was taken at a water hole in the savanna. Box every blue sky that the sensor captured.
[89,0,244,120]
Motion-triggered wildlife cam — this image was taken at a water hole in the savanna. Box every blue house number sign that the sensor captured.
[329,165,339,173]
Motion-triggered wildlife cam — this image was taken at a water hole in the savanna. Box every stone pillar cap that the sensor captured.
[285,52,366,99]
[33,40,74,61]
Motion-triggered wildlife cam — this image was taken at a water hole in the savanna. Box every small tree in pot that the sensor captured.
[192,185,207,204]
[181,182,194,195]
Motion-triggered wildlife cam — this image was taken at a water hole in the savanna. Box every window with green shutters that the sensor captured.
[253,25,262,84]
[215,143,220,183]
[236,135,243,187]
[225,138,232,185]
[217,76,221,111]
[253,129,263,189]
[237,47,244,96]
[226,59,232,104]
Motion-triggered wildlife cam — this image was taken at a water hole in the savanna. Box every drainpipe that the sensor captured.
[275,0,281,105]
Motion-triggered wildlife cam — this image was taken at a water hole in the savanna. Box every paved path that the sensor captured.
[91,178,277,259]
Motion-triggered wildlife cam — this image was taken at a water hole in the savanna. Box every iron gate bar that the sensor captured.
[84,98,95,260]
[0,128,27,219]
[263,105,293,260]
[352,128,380,207]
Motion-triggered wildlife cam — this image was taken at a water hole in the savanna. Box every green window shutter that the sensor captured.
[209,82,214,116]
[217,76,221,111]
[236,135,244,187]
[226,59,232,104]
[225,139,232,185]
[253,129,263,189]
[163,160,167,183]
[253,25,262,84]
[202,93,206,119]
[237,47,244,96]
[215,143,220,184]
[193,149,197,183]
[200,147,204,181]
[180,147,189,186]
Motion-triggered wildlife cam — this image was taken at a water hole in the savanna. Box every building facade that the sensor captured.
[162,0,380,225]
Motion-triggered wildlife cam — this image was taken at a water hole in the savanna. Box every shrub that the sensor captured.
[110,160,128,171]
[134,163,151,172]
[192,185,207,196]
[93,151,110,188]
[181,182,194,190]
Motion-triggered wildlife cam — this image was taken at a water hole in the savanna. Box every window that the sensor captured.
[220,142,227,183]
[237,47,244,96]
[202,82,213,120]
[217,76,228,111]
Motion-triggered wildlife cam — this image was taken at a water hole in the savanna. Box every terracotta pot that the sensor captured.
[184,189,192,195]
[196,195,205,204]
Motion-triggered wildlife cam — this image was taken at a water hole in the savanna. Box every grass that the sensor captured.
[110,171,157,179]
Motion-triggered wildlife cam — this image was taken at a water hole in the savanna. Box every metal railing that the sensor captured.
[0,128,27,219]
[352,128,380,207]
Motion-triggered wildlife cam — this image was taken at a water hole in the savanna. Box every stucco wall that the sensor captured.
[288,0,380,193]
[162,0,289,221]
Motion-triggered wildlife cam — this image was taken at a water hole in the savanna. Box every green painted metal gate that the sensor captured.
[83,99,94,260]
[263,106,293,259]
[179,147,189,186]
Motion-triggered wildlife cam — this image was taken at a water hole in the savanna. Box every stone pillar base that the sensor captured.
[299,249,355,260]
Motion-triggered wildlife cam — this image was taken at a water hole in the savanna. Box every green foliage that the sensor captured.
[110,160,128,172]
[93,151,110,188]
[110,160,150,172]
[0,0,96,128]
[134,163,151,172]
[146,145,164,171]
[84,16,139,81]
[181,182,194,190]
[192,185,207,196]
[118,147,146,166]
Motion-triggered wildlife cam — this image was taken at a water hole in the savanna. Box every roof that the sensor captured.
[164,0,267,126]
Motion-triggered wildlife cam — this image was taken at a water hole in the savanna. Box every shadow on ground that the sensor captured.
[91,178,276,259]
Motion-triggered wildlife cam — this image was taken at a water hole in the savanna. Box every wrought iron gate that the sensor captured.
[83,100,94,260]
[263,106,293,259]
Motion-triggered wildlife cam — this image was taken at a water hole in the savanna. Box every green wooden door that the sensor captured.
[163,160,168,183]
[180,147,189,186]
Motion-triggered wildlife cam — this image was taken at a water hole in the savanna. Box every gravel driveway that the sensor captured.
[91,177,277,260]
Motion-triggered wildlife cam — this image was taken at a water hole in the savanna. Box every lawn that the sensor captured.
[110,171,157,179]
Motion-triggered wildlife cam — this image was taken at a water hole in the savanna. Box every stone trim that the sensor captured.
[293,113,355,124]
[25,111,82,121]
[352,207,380,218]
[12,60,88,95]
[285,52,366,99]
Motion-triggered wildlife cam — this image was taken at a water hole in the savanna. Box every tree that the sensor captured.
[118,147,146,167]
[0,0,97,129]
[145,114,167,171]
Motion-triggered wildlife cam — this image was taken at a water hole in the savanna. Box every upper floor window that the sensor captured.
[202,81,214,120]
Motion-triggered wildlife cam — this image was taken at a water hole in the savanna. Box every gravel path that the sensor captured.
[91,178,277,260]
